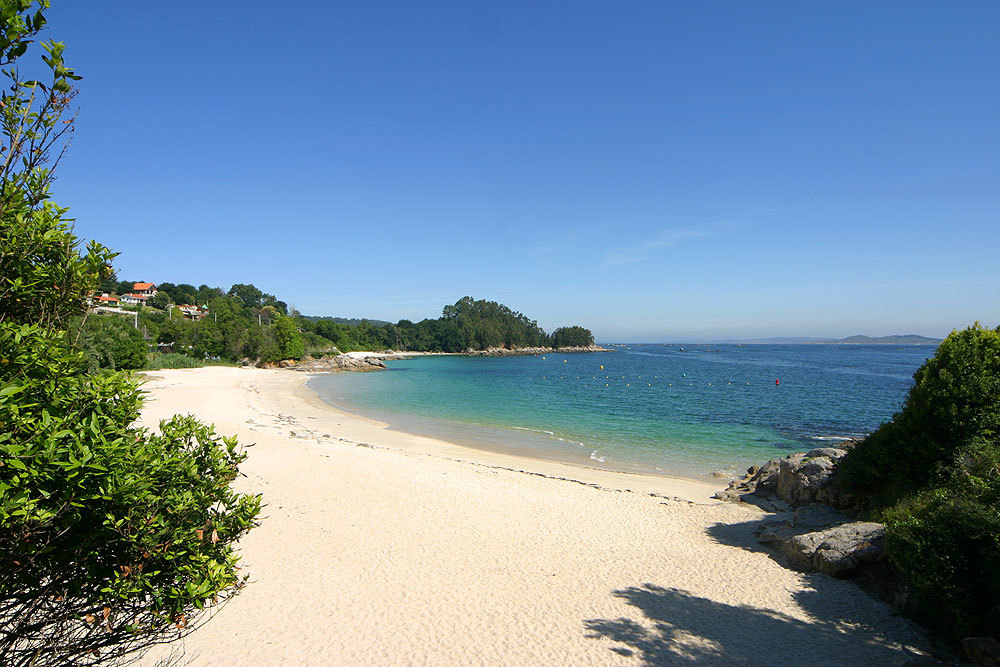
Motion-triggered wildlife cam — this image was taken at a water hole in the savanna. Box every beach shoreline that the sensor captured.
[136,366,933,666]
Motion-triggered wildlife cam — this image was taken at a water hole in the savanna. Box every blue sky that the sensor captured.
[43,2,999,341]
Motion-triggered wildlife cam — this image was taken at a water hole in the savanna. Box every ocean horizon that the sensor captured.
[308,343,935,480]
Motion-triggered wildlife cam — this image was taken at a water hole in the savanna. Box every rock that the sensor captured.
[777,521,886,577]
[756,503,848,545]
[277,353,387,373]
[963,637,1000,666]
[713,458,781,503]
[279,359,296,368]
[774,448,856,508]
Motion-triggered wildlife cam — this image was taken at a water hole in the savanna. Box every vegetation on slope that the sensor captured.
[837,324,1000,638]
[86,284,596,369]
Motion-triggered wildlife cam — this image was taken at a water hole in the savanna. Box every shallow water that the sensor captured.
[308,344,935,479]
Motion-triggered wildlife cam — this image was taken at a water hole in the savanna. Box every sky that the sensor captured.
[38,1,1000,341]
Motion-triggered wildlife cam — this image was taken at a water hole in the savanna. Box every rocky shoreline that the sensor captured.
[714,443,1000,664]
[257,345,608,373]
[713,441,896,583]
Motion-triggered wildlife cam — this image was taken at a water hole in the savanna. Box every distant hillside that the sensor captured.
[829,334,941,345]
[717,335,943,345]
[740,336,830,344]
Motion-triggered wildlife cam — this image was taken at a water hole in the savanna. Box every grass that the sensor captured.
[143,352,240,370]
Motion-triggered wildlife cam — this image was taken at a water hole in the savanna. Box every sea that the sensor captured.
[307,344,936,480]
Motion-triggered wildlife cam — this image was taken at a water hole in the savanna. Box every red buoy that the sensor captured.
[775,378,780,385]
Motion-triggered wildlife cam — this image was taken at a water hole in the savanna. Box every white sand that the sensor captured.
[137,367,933,666]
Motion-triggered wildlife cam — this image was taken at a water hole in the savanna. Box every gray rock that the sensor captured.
[774,449,856,508]
[783,521,886,577]
[713,459,781,502]
[963,637,1000,666]
[756,504,848,545]
[287,354,387,373]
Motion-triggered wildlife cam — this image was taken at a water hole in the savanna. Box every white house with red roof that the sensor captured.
[94,294,120,306]
[119,293,149,306]
[132,282,157,296]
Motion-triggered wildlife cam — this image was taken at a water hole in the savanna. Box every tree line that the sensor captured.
[82,287,595,370]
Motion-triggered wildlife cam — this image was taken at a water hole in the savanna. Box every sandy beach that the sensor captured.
[137,367,933,666]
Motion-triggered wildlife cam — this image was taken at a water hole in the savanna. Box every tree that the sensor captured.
[148,290,171,309]
[72,315,148,371]
[228,283,263,310]
[551,326,594,348]
[0,5,260,664]
[273,315,304,360]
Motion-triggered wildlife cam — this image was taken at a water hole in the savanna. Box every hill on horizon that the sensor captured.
[602,334,943,346]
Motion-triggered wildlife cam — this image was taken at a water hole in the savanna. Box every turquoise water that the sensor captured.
[307,344,935,480]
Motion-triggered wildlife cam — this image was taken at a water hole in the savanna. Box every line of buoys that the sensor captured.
[539,376,786,389]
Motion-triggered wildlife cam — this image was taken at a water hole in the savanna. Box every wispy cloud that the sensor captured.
[601,228,712,267]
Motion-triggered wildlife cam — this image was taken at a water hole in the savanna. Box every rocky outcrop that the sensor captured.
[716,441,902,608]
[756,508,886,578]
[775,447,857,508]
[287,354,387,372]
[715,443,857,509]
[963,637,1000,666]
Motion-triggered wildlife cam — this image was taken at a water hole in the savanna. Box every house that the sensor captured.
[132,282,157,297]
[119,293,149,306]
[177,304,209,320]
[94,294,120,306]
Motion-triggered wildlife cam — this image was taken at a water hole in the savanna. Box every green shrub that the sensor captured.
[273,315,304,359]
[838,324,1000,504]
[144,352,207,370]
[70,315,148,372]
[882,436,1000,637]
[0,5,260,662]
[143,353,239,370]
[0,324,261,664]
[836,324,1000,640]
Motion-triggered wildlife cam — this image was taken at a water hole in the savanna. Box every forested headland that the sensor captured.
[83,280,596,371]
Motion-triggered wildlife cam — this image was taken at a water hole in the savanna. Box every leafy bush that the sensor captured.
[0,4,261,663]
[1,325,261,663]
[143,352,208,370]
[143,353,239,370]
[838,324,1000,505]
[836,324,1000,640]
[881,436,1000,637]
[70,315,148,372]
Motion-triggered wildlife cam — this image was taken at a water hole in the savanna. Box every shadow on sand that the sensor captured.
[584,520,931,665]
[584,583,928,665]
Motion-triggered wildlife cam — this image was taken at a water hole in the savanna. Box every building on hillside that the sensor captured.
[132,282,157,296]
[119,293,149,306]
[177,304,210,320]
[93,294,120,306]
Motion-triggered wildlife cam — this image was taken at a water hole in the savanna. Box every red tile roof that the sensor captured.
[133,282,155,291]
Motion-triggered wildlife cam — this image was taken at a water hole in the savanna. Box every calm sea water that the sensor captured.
[307,344,935,480]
